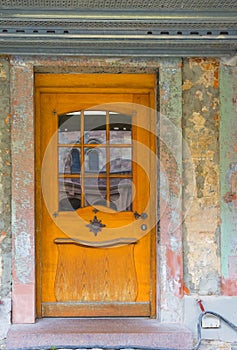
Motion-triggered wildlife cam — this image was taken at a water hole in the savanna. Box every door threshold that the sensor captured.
[42,302,150,317]
[6,318,193,350]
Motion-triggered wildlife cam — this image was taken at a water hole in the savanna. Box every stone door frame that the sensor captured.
[11,56,184,324]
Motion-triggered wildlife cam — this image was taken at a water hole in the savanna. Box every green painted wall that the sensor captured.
[220,64,237,294]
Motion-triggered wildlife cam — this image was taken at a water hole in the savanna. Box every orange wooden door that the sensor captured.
[35,74,156,317]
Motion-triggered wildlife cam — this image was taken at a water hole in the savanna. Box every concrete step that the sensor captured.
[6,318,193,350]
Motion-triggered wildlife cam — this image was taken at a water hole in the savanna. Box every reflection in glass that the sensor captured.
[58,178,81,211]
[84,177,106,207]
[110,178,133,212]
[84,148,106,173]
[110,148,132,174]
[57,110,134,212]
[88,149,99,172]
[58,114,81,144]
[110,113,132,144]
[58,147,81,174]
[84,111,106,144]
[84,177,132,212]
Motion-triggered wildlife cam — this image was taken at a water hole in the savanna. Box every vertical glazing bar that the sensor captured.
[106,110,110,205]
[81,110,85,207]
[131,114,134,211]
[56,111,59,212]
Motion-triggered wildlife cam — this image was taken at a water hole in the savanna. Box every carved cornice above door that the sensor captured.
[0,1,236,56]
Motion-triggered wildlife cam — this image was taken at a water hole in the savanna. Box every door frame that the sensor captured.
[35,74,157,318]
[11,57,184,324]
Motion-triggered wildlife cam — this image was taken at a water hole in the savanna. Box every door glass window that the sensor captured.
[84,111,106,144]
[109,112,132,144]
[110,148,132,174]
[84,147,106,173]
[58,147,81,175]
[58,110,133,212]
[58,113,81,144]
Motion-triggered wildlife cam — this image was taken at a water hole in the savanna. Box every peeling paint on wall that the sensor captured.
[182,58,221,295]
[0,55,236,349]
[159,59,184,322]
[0,57,11,339]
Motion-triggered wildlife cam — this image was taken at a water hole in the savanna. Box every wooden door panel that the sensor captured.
[36,74,156,318]
[54,242,137,302]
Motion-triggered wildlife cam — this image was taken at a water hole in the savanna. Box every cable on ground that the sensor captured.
[7,301,237,350]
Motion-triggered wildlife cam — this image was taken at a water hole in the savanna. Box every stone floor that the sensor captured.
[6,318,193,350]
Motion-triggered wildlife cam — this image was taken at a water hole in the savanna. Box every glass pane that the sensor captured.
[110,113,132,144]
[110,178,133,212]
[58,147,81,174]
[58,113,81,144]
[84,111,106,144]
[84,177,107,207]
[110,148,132,174]
[84,147,106,174]
[59,178,81,211]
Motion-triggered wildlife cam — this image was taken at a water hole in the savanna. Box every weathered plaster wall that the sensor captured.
[159,59,184,322]
[182,58,221,295]
[10,56,185,325]
[182,57,237,299]
[0,56,236,349]
[11,59,35,324]
[183,57,237,346]
[220,62,237,296]
[0,58,11,345]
